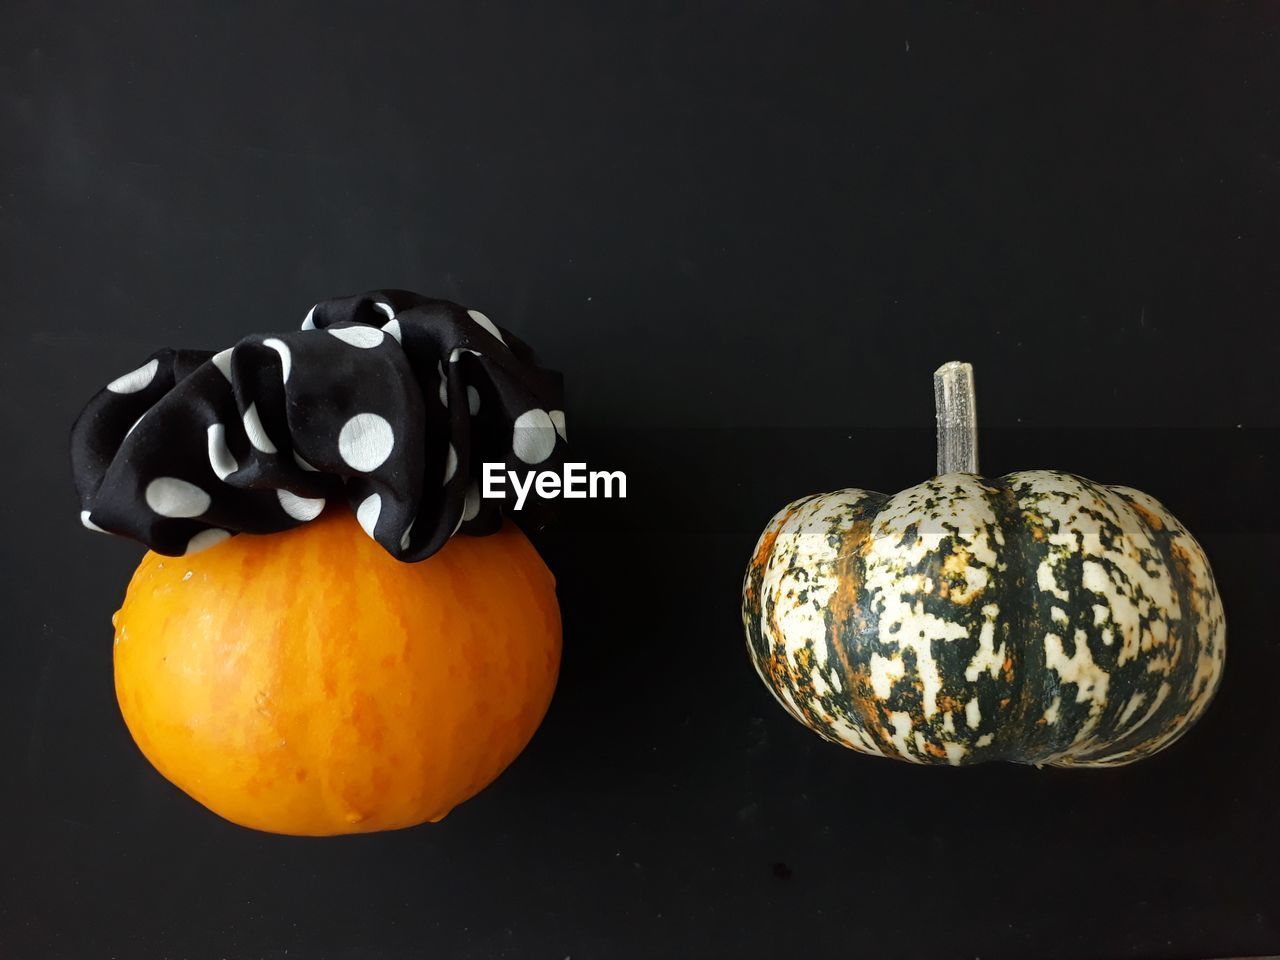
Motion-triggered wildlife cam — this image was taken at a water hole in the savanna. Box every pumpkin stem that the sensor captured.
[933,361,979,475]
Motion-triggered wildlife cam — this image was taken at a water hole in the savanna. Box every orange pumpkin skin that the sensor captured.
[112,510,561,836]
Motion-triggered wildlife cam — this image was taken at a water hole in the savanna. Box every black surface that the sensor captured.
[2,3,1278,958]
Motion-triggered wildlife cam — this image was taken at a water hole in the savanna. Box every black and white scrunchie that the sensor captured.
[71,290,566,560]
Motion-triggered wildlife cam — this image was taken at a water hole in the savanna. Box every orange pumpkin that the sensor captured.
[112,508,561,835]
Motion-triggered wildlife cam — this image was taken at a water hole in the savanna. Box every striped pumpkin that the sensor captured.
[742,471,1225,767]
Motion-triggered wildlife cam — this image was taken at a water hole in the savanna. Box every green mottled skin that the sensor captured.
[742,471,1225,767]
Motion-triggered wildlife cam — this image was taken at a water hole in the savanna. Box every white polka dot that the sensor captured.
[449,347,482,363]
[184,528,230,555]
[437,361,448,407]
[301,305,317,330]
[467,386,480,415]
[338,413,394,472]
[462,482,481,522]
[145,477,211,518]
[549,409,567,441]
[81,510,107,533]
[211,348,233,381]
[373,302,396,321]
[382,317,402,343]
[206,423,238,480]
[513,408,557,464]
[276,488,325,521]
[293,450,319,472]
[443,444,458,484]
[243,403,277,454]
[262,337,292,382]
[328,325,385,349]
[399,518,414,551]
[467,309,506,346]
[356,493,381,537]
[107,358,159,395]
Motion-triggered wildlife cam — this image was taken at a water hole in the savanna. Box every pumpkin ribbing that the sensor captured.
[742,471,1224,767]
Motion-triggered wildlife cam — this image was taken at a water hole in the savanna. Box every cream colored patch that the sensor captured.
[811,670,831,697]
[827,714,886,756]
[887,711,919,761]
[868,583,966,719]
[1043,695,1061,725]
[1082,559,1141,665]
[868,653,904,699]
[1116,691,1147,729]
[963,604,1004,682]
[1037,560,1069,602]
[1044,632,1109,706]
[1124,682,1171,743]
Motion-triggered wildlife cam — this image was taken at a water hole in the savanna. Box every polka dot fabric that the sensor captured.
[71,290,566,560]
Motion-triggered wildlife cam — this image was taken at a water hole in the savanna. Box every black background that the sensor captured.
[3,3,1279,958]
